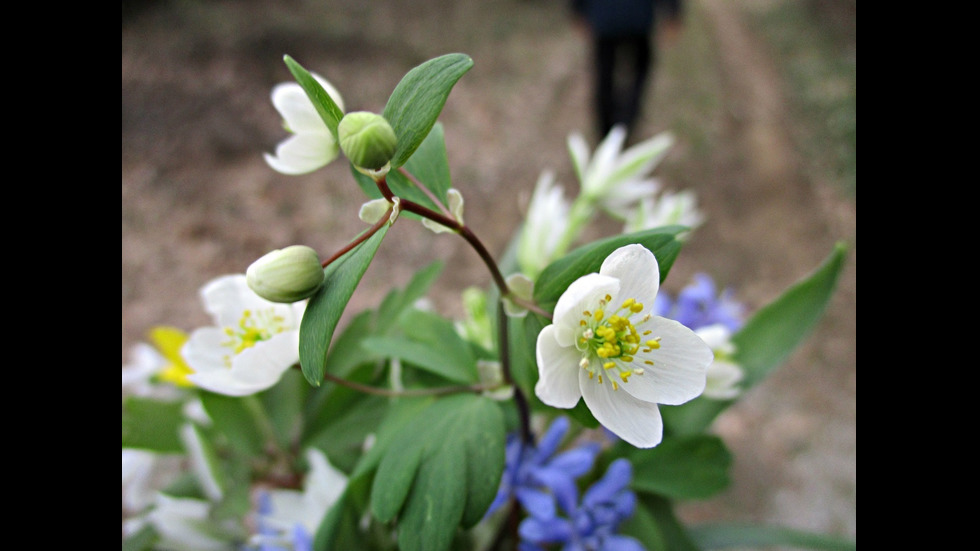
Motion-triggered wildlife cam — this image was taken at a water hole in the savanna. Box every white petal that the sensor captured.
[606,131,673,188]
[359,198,392,224]
[535,325,584,408]
[579,369,664,448]
[187,332,299,396]
[567,133,591,186]
[264,132,338,176]
[552,273,619,348]
[704,359,743,400]
[621,317,712,405]
[182,327,232,374]
[270,73,344,132]
[599,244,659,308]
[199,275,268,326]
[584,125,627,193]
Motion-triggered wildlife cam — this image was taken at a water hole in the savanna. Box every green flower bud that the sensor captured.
[337,111,398,170]
[246,245,324,303]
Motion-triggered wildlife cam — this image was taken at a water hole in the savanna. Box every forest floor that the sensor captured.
[122,0,856,546]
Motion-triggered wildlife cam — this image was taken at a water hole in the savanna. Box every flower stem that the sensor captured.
[320,205,393,268]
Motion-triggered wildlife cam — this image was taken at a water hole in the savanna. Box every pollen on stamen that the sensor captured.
[633,368,645,375]
[645,339,661,349]
[597,374,603,384]
[579,358,590,369]
[611,380,619,391]
[644,360,654,366]
[603,362,616,370]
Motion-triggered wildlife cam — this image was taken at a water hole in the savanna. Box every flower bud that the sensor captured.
[337,111,398,170]
[246,245,324,303]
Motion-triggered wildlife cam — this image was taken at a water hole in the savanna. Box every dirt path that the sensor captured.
[122,0,855,543]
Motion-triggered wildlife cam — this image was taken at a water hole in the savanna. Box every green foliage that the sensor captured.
[283,55,345,139]
[688,523,857,551]
[299,224,390,386]
[663,242,848,435]
[367,394,506,551]
[534,226,686,311]
[122,396,185,453]
[383,54,473,168]
[629,435,732,500]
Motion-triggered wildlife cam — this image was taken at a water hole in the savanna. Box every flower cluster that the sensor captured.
[123,53,849,551]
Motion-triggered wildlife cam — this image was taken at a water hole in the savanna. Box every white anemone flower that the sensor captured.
[694,324,745,400]
[264,73,345,175]
[145,494,239,550]
[567,126,673,213]
[535,244,713,448]
[183,274,306,396]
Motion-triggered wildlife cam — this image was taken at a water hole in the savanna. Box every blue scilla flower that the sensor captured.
[655,273,744,332]
[487,416,602,520]
[518,458,644,551]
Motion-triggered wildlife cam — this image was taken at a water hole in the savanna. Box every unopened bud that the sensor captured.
[337,111,398,170]
[246,245,324,303]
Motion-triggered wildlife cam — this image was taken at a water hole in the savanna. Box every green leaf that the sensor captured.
[629,435,732,500]
[367,394,506,551]
[361,307,478,384]
[260,368,309,451]
[374,260,445,335]
[533,226,686,311]
[283,55,344,139]
[632,494,702,551]
[383,54,474,168]
[300,224,389,386]
[198,392,263,457]
[122,396,185,453]
[663,242,848,435]
[688,523,856,551]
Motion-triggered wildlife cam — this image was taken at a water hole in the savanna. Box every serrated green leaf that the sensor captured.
[533,226,686,311]
[283,55,344,138]
[198,392,263,457]
[383,54,474,168]
[300,224,389,386]
[663,242,848,435]
[122,396,185,453]
[688,523,856,551]
[367,395,506,551]
[629,435,732,500]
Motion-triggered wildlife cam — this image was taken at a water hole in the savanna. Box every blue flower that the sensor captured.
[655,273,744,332]
[487,416,601,520]
[519,458,644,551]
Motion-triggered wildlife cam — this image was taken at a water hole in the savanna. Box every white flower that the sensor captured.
[422,188,464,233]
[567,126,673,212]
[624,190,705,235]
[122,326,195,400]
[518,170,571,279]
[145,494,239,550]
[252,448,348,541]
[121,449,185,515]
[264,73,345,175]
[694,324,744,400]
[183,274,305,396]
[535,244,713,448]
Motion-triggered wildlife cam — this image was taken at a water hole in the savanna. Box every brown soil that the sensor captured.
[122,0,855,545]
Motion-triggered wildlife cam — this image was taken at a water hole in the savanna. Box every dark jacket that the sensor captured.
[571,0,681,36]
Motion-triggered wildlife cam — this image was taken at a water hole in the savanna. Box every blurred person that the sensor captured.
[571,0,683,141]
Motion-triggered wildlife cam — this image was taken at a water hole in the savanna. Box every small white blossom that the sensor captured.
[183,274,305,396]
[264,73,345,175]
[535,244,713,448]
[624,190,705,236]
[146,494,239,550]
[694,324,744,400]
[567,126,673,213]
[518,170,571,279]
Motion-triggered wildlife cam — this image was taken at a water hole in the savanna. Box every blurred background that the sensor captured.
[122,0,855,545]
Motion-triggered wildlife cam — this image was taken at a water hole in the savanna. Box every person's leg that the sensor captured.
[593,35,617,139]
[622,33,653,138]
